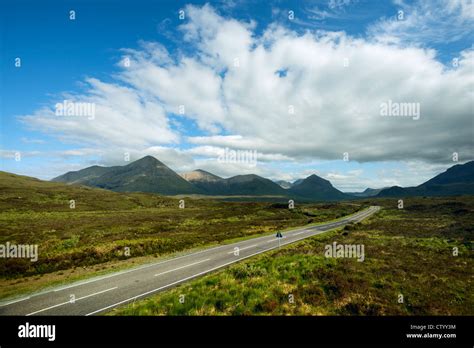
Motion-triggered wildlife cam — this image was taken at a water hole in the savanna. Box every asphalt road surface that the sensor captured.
[0,206,380,316]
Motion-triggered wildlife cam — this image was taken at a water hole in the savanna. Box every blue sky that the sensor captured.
[1,0,473,191]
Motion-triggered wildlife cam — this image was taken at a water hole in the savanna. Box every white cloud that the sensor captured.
[13,3,474,185]
[120,54,226,133]
[20,78,178,148]
[367,0,474,45]
[20,137,45,144]
[328,0,356,10]
[166,6,472,164]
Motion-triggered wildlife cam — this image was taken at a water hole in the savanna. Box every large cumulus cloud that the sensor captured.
[17,3,474,182]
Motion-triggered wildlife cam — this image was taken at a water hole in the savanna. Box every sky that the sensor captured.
[1,0,473,192]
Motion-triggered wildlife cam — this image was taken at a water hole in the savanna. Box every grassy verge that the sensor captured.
[109,196,473,316]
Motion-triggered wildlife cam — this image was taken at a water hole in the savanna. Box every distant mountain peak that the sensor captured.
[132,155,163,165]
[420,160,474,187]
[181,169,222,182]
[377,161,474,197]
[288,173,347,201]
[308,173,327,180]
[346,187,388,197]
[53,155,200,195]
[288,174,332,189]
[55,159,474,200]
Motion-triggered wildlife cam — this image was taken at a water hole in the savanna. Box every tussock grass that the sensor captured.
[110,196,473,316]
[0,171,360,279]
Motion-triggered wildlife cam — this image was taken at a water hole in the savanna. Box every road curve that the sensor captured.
[0,206,380,316]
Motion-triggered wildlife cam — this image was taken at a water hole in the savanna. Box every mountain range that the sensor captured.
[53,156,200,195]
[51,156,474,200]
[346,187,388,197]
[180,169,290,196]
[376,161,474,197]
[52,156,346,200]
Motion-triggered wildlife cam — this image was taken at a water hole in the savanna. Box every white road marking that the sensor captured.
[87,209,378,316]
[10,207,377,316]
[154,259,211,277]
[86,250,278,316]
[51,207,374,293]
[86,222,359,317]
[292,231,307,236]
[264,235,291,244]
[26,287,118,316]
[52,243,234,292]
[227,244,258,254]
[0,296,31,307]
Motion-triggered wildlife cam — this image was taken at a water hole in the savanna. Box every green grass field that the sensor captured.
[2,171,472,315]
[109,196,473,316]
[0,171,361,280]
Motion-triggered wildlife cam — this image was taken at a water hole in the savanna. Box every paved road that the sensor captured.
[0,206,380,316]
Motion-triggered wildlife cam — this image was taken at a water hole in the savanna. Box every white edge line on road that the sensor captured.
[0,296,31,307]
[52,212,342,294]
[26,286,118,316]
[154,259,211,277]
[85,208,378,316]
[86,255,272,316]
[292,231,307,236]
[86,231,324,316]
[3,206,377,309]
[51,244,234,292]
[227,244,258,254]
